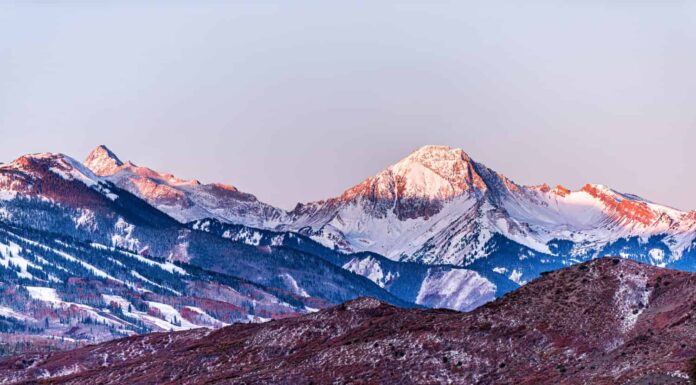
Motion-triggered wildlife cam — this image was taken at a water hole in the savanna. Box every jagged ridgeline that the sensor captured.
[84,144,696,287]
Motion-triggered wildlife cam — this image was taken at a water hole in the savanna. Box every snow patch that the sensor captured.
[0,241,39,279]
[111,218,140,251]
[648,248,666,267]
[614,270,650,333]
[343,256,398,288]
[146,301,198,330]
[415,268,496,311]
[278,273,309,297]
[0,306,34,321]
[509,269,526,285]
[26,286,61,303]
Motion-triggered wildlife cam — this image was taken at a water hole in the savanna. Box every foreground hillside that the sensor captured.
[2,258,695,385]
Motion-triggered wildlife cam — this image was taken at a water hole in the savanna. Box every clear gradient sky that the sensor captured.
[1,1,694,210]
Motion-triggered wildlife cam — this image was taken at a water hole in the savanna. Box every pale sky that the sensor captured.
[1,1,694,210]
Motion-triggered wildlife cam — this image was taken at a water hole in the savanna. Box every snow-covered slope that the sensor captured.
[0,222,316,354]
[191,218,497,311]
[284,145,696,271]
[84,145,287,228]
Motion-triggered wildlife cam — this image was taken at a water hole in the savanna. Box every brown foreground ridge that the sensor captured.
[1,258,696,385]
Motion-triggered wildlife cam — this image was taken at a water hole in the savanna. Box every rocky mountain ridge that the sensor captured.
[80,144,696,290]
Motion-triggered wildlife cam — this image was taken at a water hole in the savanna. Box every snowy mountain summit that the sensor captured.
[343,145,487,205]
[83,144,124,176]
[284,145,696,277]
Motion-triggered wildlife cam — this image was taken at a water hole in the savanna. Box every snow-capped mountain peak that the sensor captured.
[0,151,122,203]
[84,145,124,176]
[283,145,696,272]
[340,145,487,204]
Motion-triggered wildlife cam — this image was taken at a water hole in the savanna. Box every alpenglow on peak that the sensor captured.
[84,145,124,176]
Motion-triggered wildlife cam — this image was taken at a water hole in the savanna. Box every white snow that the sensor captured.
[0,191,18,201]
[101,295,224,330]
[614,269,651,333]
[648,248,666,266]
[111,218,140,251]
[26,290,124,327]
[113,246,188,276]
[278,273,309,297]
[73,209,97,231]
[102,294,132,311]
[26,286,61,303]
[182,306,227,327]
[280,146,696,270]
[49,166,96,188]
[415,268,496,311]
[0,306,34,321]
[343,256,398,288]
[51,241,124,283]
[508,269,526,285]
[0,241,39,279]
[146,301,198,330]
[83,151,289,228]
[130,270,180,295]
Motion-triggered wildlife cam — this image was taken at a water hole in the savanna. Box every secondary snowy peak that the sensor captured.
[579,183,659,225]
[84,145,204,187]
[83,146,287,227]
[84,145,124,176]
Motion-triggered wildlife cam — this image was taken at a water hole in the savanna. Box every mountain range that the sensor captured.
[0,144,694,354]
[85,144,696,285]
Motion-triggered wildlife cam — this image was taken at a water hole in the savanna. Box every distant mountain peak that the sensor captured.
[79,145,287,226]
[401,145,473,168]
[339,145,486,204]
[85,145,124,176]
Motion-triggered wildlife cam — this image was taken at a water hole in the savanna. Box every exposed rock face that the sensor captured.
[336,145,490,220]
[3,258,696,385]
